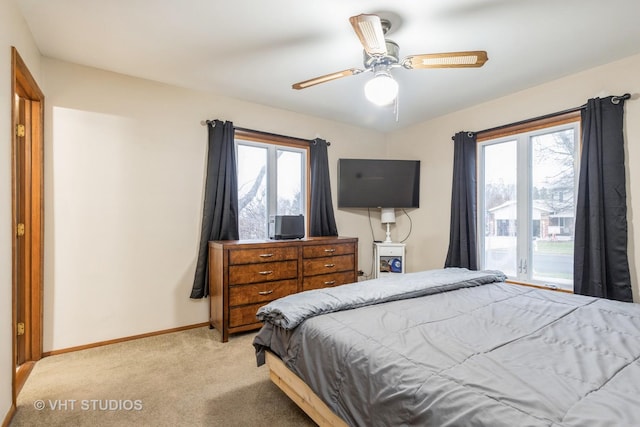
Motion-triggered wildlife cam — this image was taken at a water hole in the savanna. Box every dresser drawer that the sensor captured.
[229,303,264,328]
[229,247,298,265]
[229,260,298,285]
[303,243,354,258]
[229,279,297,306]
[302,271,356,291]
[303,254,354,277]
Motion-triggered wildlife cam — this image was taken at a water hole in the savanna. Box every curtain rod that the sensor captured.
[452,93,631,140]
[204,120,329,146]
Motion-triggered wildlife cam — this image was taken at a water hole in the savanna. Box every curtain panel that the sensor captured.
[309,138,338,236]
[190,120,239,299]
[574,97,632,302]
[444,131,478,270]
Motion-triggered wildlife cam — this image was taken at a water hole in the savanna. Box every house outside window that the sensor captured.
[235,132,308,240]
[478,116,580,290]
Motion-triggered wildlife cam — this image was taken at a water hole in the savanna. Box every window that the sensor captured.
[235,131,308,240]
[478,116,580,290]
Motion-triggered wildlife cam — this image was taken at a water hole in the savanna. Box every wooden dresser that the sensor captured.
[208,236,358,342]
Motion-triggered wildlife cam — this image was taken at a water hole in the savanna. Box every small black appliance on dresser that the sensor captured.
[269,215,305,240]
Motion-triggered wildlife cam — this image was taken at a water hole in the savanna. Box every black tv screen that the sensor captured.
[338,158,420,208]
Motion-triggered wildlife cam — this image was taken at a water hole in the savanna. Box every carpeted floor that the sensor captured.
[10,327,315,426]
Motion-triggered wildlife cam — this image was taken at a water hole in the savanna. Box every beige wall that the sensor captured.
[1,0,42,419]
[40,57,386,351]
[389,53,640,302]
[42,51,640,357]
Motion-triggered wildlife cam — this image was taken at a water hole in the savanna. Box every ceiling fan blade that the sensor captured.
[403,51,488,69]
[349,14,388,56]
[292,68,364,90]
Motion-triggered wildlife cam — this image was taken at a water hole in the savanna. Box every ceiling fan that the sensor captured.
[292,13,488,106]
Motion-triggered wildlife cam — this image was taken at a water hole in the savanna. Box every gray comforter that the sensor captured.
[253,268,640,426]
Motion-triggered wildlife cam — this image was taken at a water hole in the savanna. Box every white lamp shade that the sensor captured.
[381,208,396,224]
[364,73,398,106]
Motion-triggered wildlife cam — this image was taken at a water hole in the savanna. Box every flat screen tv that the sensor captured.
[338,158,420,208]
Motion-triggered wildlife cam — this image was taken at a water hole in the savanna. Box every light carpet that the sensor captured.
[10,327,315,426]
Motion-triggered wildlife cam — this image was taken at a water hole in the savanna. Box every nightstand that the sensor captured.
[373,242,406,279]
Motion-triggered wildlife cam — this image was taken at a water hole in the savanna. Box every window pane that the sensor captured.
[531,129,575,288]
[277,150,303,215]
[237,144,267,239]
[483,140,518,276]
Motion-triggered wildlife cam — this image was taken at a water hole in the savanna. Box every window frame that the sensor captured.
[476,111,581,292]
[234,129,311,239]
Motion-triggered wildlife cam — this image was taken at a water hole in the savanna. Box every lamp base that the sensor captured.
[384,223,392,243]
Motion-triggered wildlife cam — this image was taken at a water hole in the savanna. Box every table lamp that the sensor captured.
[381,208,395,243]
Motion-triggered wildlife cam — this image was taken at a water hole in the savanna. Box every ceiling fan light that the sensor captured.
[364,73,398,106]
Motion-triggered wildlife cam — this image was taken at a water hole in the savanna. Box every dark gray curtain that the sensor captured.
[309,138,338,236]
[444,131,478,270]
[574,96,632,302]
[190,120,239,299]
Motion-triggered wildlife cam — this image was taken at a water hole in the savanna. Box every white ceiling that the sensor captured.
[16,0,640,132]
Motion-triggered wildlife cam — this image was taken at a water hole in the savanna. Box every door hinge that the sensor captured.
[17,322,25,336]
[17,223,25,237]
[16,124,25,137]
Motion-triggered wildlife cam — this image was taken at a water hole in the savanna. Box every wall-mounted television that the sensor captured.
[338,158,420,208]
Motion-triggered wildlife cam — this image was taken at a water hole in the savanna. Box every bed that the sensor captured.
[253,268,640,426]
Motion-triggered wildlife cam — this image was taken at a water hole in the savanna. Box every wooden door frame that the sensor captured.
[11,47,44,402]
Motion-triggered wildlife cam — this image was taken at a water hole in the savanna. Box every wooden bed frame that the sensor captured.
[266,351,348,427]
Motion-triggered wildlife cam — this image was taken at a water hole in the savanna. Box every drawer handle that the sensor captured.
[258,270,273,275]
[324,248,336,253]
[324,280,336,285]
[258,290,274,295]
[324,263,335,268]
[259,253,274,258]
